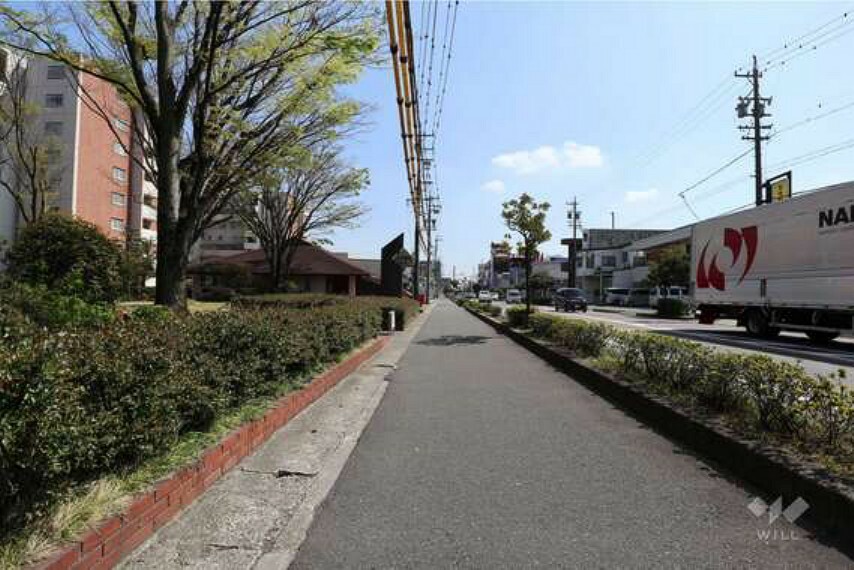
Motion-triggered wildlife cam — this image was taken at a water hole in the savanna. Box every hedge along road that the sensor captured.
[292,299,852,568]
[537,305,854,386]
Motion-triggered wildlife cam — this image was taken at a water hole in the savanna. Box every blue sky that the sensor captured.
[330,2,854,278]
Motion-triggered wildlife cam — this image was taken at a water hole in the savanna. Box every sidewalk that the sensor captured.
[119,305,433,569]
[292,299,852,568]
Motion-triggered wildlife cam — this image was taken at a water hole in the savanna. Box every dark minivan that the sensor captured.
[553,288,588,312]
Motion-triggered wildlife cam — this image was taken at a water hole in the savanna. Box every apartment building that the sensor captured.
[0,52,156,249]
[575,228,664,299]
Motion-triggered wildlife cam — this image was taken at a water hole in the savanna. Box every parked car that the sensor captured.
[478,290,493,301]
[626,288,651,307]
[649,286,689,308]
[604,288,630,305]
[553,288,588,312]
[505,289,523,304]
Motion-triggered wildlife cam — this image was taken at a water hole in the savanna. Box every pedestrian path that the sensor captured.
[293,300,852,568]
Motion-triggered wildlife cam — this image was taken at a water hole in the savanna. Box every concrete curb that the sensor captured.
[464,305,854,543]
[33,336,391,570]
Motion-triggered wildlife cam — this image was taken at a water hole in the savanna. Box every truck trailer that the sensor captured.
[691,181,854,343]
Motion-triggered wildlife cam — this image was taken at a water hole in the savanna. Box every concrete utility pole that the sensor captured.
[424,193,441,302]
[566,198,580,288]
[736,55,772,207]
[610,211,615,230]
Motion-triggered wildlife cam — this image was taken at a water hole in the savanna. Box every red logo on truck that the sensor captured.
[696,226,758,291]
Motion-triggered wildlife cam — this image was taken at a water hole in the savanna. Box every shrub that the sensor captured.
[529,313,556,337]
[506,306,531,328]
[740,357,810,435]
[5,213,123,304]
[0,281,114,330]
[694,353,748,412]
[0,299,386,537]
[488,305,502,318]
[657,298,691,318]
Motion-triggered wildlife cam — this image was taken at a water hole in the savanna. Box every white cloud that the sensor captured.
[564,142,604,168]
[625,188,660,203]
[492,141,603,175]
[480,179,506,193]
[492,146,560,174]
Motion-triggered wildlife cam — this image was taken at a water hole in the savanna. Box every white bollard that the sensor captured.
[388,309,396,333]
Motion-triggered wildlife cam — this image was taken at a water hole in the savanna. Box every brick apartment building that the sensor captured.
[0,52,156,251]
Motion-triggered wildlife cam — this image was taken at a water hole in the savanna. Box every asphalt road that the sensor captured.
[537,304,854,385]
[292,300,852,568]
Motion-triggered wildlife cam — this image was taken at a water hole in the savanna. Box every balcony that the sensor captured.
[142,204,157,220]
[140,227,157,242]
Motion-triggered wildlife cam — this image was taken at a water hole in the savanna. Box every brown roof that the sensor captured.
[193,242,369,277]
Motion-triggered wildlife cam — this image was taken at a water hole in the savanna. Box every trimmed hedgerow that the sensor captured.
[0,299,390,540]
[505,305,531,328]
[526,313,854,466]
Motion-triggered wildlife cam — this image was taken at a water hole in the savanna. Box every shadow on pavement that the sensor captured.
[417,335,491,347]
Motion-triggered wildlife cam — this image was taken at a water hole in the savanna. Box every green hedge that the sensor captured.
[0,300,386,539]
[505,305,531,328]
[233,294,420,325]
[527,313,854,458]
[656,298,691,318]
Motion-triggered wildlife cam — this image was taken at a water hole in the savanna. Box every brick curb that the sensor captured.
[464,306,854,544]
[34,335,390,570]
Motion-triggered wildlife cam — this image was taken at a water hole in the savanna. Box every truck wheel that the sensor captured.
[745,310,780,339]
[807,331,839,344]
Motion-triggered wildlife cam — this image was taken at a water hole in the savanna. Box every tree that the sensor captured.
[0,2,379,309]
[233,147,367,291]
[0,51,62,225]
[5,213,123,303]
[647,245,690,289]
[501,193,551,314]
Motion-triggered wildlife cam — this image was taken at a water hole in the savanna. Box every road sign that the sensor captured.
[764,171,792,203]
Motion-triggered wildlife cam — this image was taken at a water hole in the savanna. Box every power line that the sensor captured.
[763,12,854,71]
[770,97,854,139]
[432,0,459,138]
[679,147,753,197]
[760,7,852,62]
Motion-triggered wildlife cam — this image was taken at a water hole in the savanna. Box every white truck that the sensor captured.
[692,181,854,343]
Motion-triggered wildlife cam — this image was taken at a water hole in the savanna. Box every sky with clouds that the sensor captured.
[331,2,854,279]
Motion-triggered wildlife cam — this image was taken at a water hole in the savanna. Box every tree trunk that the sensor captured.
[153,123,187,309]
[524,247,532,315]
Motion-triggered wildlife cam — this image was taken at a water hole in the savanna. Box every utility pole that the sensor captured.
[736,55,772,207]
[566,197,581,288]
[423,193,441,302]
[610,211,615,230]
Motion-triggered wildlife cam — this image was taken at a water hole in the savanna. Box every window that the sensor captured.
[44,93,64,108]
[44,121,63,136]
[142,218,154,230]
[47,65,65,80]
[112,167,127,183]
[110,218,124,232]
[111,192,126,206]
[113,141,127,156]
[113,117,129,132]
[601,255,616,267]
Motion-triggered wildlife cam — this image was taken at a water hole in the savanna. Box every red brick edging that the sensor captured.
[35,336,390,570]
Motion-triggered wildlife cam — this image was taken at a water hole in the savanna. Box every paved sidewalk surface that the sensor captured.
[120,307,432,569]
[293,299,853,568]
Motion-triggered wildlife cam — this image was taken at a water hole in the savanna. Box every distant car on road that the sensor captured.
[626,288,651,307]
[604,288,630,305]
[478,290,493,302]
[505,289,523,304]
[553,288,588,312]
[649,286,689,308]
[491,292,500,301]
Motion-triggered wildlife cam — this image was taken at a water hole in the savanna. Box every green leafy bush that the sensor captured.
[0,299,387,538]
[657,298,691,318]
[505,306,531,328]
[488,305,502,318]
[0,281,114,330]
[520,313,854,459]
[4,214,123,304]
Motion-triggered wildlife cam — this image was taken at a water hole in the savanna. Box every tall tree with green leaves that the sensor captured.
[0,1,380,309]
[647,245,690,289]
[501,193,551,313]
